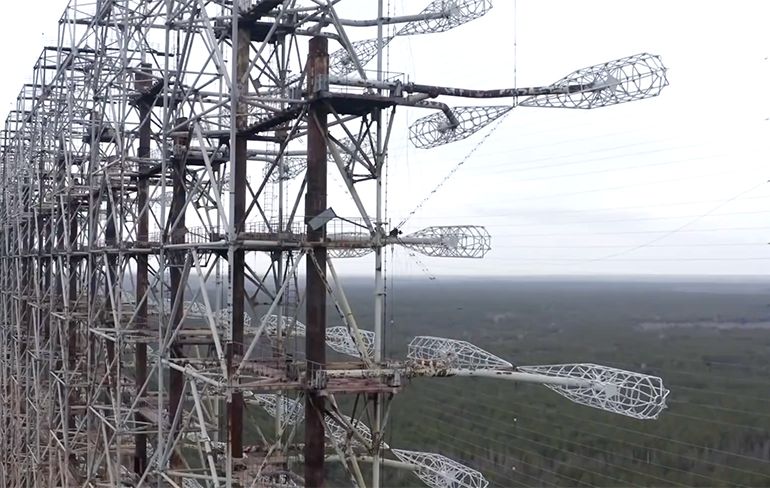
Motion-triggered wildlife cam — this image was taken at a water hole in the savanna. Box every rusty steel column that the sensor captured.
[105,180,118,396]
[38,207,50,351]
[134,62,152,475]
[169,117,189,469]
[228,21,251,462]
[20,187,32,362]
[304,35,329,488]
[53,145,80,444]
[67,202,78,438]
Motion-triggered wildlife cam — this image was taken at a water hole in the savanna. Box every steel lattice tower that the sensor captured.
[0,1,670,487]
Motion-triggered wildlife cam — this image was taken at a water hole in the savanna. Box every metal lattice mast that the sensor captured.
[0,1,670,487]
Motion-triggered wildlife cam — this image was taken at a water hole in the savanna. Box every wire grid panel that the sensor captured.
[152,298,209,319]
[328,246,374,259]
[407,336,513,369]
[251,395,375,449]
[329,37,393,77]
[397,0,494,36]
[391,449,489,488]
[409,105,512,149]
[253,475,301,488]
[325,414,373,449]
[517,363,670,420]
[325,326,376,358]
[327,231,374,259]
[262,314,307,337]
[214,308,254,336]
[402,225,491,258]
[184,431,227,451]
[248,393,304,426]
[263,156,306,182]
[519,53,668,109]
[258,476,301,488]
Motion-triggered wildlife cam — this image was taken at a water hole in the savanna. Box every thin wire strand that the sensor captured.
[481,225,770,238]
[413,389,767,486]
[415,395,699,487]
[415,400,759,486]
[397,112,512,229]
[591,181,768,261]
[412,404,642,487]
[499,167,765,204]
[512,0,517,108]
[415,380,770,469]
[405,193,770,220]
[481,209,770,228]
[418,432,547,488]
[409,417,586,488]
[483,143,710,177]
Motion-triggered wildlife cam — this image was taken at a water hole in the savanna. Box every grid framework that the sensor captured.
[0,1,670,487]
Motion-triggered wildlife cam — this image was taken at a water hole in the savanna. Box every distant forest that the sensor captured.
[232,277,770,486]
[344,278,770,487]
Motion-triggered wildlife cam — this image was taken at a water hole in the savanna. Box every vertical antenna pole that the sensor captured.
[228,7,250,465]
[134,62,152,476]
[226,2,240,482]
[373,1,386,486]
[305,35,329,488]
[169,117,188,472]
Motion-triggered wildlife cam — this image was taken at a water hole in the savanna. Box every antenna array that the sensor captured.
[0,1,669,487]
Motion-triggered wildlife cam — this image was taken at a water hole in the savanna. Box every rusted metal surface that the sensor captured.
[305,35,329,488]
[403,82,589,98]
[0,1,669,485]
[134,62,152,476]
[169,117,189,470]
[228,19,252,463]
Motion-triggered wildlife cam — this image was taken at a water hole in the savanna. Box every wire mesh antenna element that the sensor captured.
[329,37,392,76]
[391,450,490,488]
[263,314,307,337]
[264,156,306,182]
[247,393,305,426]
[184,432,227,451]
[406,336,669,419]
[329,0,493,76]
[409,105,512,149]
[328,226,491,259]
[326,326,376,357]
[519,53,668,109]
[327,239,375,259]
[401,225,491,258]
[398,113,510,230]
[397,0,494,36]
[517,363,671,420]
[408,336,514,369]
[324,417,493,488]
[0,0,670,483]
[257,398,492,488]
[253,476,301,488]
[263,315,373,358]
[214,307,252,335]
[250,393,305,426]
[326,413,374,448]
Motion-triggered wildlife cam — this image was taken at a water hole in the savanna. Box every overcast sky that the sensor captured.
[1,1,768,277]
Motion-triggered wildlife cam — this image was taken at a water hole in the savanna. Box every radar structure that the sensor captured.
[0,0,670,487]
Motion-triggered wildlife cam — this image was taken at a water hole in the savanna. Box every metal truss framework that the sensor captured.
[0,1,669,487]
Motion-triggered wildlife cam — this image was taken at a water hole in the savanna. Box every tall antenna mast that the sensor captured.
[0,1,669,487]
